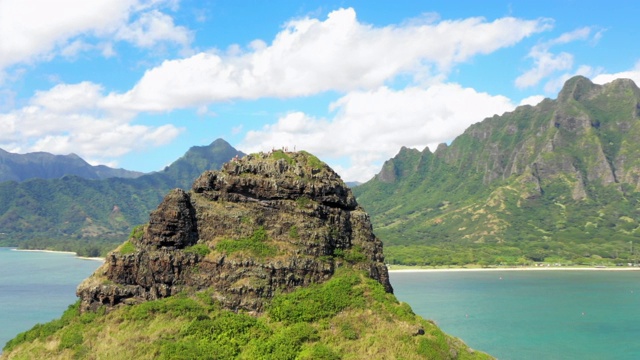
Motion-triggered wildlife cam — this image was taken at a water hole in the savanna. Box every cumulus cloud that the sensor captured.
[239,83,515,182]
[0,0,191,72]
[0,7,552,174]
[105,8,551,112]
[115,9,192,50]
[0,82,182,165]
[519,95,546,106]
[515,27,599,89]
[592,60,640,85]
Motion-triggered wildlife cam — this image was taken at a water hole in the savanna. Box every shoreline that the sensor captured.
[388,266,640,272]
[10,248,105,262]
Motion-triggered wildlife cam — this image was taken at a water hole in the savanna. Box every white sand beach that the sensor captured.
[11,248,105,262]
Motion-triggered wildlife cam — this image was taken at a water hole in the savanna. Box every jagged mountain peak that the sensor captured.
[557,75,598,102]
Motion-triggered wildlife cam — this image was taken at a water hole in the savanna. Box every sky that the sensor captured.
[1,1,640,182]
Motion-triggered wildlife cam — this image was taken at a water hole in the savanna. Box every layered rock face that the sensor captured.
[77,151,392,313]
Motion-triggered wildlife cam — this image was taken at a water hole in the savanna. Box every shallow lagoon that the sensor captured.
[0,248,102,351]
[390,269,640,360]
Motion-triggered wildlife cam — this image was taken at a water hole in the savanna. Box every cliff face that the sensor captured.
[77,150,391,314]
[354,76,640,264]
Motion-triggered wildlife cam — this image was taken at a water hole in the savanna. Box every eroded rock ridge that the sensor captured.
[77,151,392,313]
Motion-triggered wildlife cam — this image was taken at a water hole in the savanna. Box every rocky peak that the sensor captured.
[194,151,357,210]
[77,150,392,314]
[557,75,599,103]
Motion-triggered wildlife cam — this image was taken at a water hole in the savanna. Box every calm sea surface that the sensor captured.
[3,248,640,359]
[0,247,102,351]
[390,270,640,360]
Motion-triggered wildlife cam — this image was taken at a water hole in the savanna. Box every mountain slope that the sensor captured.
[354,76,640,266]
[2,151,490,360]
[0,149,143,182]
[0,139,244,255]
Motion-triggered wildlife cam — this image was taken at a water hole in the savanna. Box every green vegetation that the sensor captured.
[183,243,211,257]
[216,227,278,258]
[295,196,312,208]
[3,271,491,359]
[299,150,324,169]
[333,246,368,264]
[129,224,145,240]
[271,150,295,165]
[288,225,299,240]
[118,241,136,255]
[269,272,364,323]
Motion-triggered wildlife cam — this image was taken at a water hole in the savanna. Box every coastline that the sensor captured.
[10,248,105,262]
[388,266,640,272]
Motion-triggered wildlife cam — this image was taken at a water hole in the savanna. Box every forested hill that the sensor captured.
[0,149,143,182]
[0,139,244,256]
[354,76,640,266]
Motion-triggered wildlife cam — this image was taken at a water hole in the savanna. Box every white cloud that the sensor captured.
[515,27,596,89]
[0,0,191,72]
[519,95,545,106]
[115,9,192,50]
[239,83,515,182]
[515,51,574,89]
[0,82,182,165]
[592,60,640,85]
[0,7,554,173]
[105,8,551,112]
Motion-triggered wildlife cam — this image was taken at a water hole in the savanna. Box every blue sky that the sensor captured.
[1,0,639,182]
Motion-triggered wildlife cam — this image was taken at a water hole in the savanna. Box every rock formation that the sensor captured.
[77,150,392,313]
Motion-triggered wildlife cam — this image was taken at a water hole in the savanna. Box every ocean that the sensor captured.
[0,247,102,352]
[390,269,640,360]
[2,248,640,359]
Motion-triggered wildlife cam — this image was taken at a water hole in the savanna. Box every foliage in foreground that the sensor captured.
[3,271,491,360]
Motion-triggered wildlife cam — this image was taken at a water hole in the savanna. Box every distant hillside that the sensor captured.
[0,139,244,256]
[355,76,640,266]
[0,149,143,182]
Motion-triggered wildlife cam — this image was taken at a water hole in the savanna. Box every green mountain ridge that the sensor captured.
[0,139,244,256]
[354,76,640,266]
[0,148,143,182]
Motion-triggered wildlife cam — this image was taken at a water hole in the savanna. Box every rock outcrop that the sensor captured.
[77,150,392,313]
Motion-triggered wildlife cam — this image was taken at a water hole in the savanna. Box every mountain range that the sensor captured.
[353,76,640,266]
[0,149,143,182]
[0,139,244,256]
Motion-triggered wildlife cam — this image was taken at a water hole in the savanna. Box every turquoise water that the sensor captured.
[390,270,640,360]
[0,247,102,351]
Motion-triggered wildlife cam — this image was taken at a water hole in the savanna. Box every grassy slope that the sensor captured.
[2,270,491,360]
